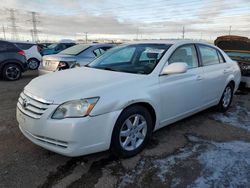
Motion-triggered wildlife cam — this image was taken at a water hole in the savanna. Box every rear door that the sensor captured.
[197,44,229,104]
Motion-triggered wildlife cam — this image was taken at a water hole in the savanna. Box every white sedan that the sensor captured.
[16,40,241,157]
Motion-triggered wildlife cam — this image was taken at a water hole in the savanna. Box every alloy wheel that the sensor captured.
[222,86,232,108]
[5,66,21,80]
[119,114,147,151]
[28,59,39,70]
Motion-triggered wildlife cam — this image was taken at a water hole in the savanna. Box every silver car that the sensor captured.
[38,43,114,75]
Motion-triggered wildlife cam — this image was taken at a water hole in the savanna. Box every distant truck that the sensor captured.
[41,40,76,56]
[215,35,250,87]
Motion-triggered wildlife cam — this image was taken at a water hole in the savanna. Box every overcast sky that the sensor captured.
[0,0,250,41]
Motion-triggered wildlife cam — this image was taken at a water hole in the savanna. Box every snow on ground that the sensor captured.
[118,136,250,187]
[155,136,250,187]
[118,160,145,188]
[154,144,200,183]
[190,140,250,188]
[211,105,250,132]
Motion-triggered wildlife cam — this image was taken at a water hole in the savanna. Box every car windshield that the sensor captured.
[47,43,57,49]
[59,44,90,55]
[87,43,171,74]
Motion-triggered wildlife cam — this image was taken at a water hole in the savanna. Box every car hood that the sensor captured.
[24,67,144,104]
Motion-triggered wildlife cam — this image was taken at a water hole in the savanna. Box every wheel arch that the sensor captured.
[0,60,23,75]
[119,101,157,131]
[27,57,40,62]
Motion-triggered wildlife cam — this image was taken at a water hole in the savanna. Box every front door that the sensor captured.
[159,44,204,125]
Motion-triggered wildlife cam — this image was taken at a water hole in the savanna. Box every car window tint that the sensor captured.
[101,47,112,51]
[100,47,136,65]
[65,43,75,48]
[169,44,198,69]
[93,48,103,57]
[217,51,225,63]
[0,41,16,52]
[15,43,33,50]
[199,45,220,66]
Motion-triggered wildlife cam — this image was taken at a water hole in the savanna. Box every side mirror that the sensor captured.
[161,62,188,75]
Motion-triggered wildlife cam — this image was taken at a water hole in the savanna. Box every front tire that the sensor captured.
[28,58,40,70]
[111,105,153,158]
[2,63,22,81]
[217,83,234,112]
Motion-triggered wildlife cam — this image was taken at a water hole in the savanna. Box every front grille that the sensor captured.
[237,61,250,76]
[17,91,52,119]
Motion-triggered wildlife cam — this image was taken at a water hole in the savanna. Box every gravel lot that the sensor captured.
[0,71,250,188]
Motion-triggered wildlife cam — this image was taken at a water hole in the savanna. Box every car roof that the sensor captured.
[127,39,213,46]
[6,40,36,45]
[78,43,115,47]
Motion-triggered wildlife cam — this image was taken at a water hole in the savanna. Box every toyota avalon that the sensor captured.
[16,40,241,157]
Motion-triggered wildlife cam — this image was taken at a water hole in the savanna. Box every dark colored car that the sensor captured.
[0,40,28,81]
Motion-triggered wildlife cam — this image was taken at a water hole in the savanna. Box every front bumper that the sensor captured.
[17,107,122,157]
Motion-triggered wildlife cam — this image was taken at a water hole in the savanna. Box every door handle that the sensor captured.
[196,75,203,81]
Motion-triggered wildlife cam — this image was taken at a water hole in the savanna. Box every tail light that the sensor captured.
[57,61,68,70]
[18,50,26,56]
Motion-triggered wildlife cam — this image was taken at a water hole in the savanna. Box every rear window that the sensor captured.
[198,45,220,66]
[15,43,34,50]
[0,41,17,52]
[59,44,90,55]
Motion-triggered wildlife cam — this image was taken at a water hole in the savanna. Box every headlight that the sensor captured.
[52,97,99,119]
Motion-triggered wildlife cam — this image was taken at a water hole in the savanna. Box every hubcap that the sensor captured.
[119,114,147,151]
[29,60,39,69]
[222,86,232,108]
[5,66,20,80]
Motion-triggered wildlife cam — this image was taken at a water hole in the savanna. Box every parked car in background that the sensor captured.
[37,42,52,53]
[17,40,241,157]
[215,35,250,87]
[39,43,114,75]
[13,41,42,70]
[41,41,76,56]
[0,40,28,81]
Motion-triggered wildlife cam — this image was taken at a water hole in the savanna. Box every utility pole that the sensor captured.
[229,26,232,35]
[136,27,139,40]
[27,11,39,42]
[182,26,185,39]
[30,29,34,41]
[2,25,6,40]
[85,32,88,43]
[9,9,19,40]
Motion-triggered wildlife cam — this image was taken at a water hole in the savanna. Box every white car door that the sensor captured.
[197,44,229,105]
[159,44,204,125]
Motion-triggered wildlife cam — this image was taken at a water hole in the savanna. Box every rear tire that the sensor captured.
[2,63,22,81]
[216,83,234,112]
[111,105,153,158]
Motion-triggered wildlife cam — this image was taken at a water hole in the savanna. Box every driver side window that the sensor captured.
[169,45,199,69]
